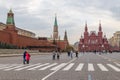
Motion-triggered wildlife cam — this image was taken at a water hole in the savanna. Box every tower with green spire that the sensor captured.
[4,9,18,45]
[54,15,58,27]
[6,9,15,25]
[53,14,58,40]
[64,30,68,41]
[64,30,69,45]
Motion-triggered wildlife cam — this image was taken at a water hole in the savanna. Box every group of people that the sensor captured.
[52,50,60,60]
[22,50,79,63]
[52,50,79,60]
[67,50,79,58]
[23,51,31,64]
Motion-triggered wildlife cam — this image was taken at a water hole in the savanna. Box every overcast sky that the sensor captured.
[0,0,120,44]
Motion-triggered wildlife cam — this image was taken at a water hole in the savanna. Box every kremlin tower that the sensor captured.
[4,9,18,45]
[51,15,69,51]
[53,15,58,40]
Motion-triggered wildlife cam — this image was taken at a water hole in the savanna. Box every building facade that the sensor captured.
[109,31,120,51]
[79,22,110,52]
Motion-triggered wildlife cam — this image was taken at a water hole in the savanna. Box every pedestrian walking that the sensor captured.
[75,51,79,58]
[67,51,70,57]
[70,50,73,59]
[23,51,26,64]
[52,51,56,60]
[57,52,60,60]
[26,51,31,64]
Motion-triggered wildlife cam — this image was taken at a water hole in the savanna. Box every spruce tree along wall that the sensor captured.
[0,42,18,49]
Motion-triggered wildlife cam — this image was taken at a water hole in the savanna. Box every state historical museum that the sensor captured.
[79,22,110,52]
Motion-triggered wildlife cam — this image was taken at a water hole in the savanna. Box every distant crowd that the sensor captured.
[22,49,113,64]
[52,50,79,60]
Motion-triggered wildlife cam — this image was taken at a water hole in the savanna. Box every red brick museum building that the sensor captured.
[79,22,110,52]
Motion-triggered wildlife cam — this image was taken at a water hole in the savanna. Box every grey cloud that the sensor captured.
[110,6,120,20]
[0,7,8,22]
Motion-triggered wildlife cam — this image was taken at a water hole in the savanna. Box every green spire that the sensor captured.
[54,14,58,27]
[64,30,68,41]
[9,8,13,13]
[6,9,15,25]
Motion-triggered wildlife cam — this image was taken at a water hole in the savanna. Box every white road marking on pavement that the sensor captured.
[114,62,120,67]
[97,64,108,71]
[4,64,24,71]
[88,63,94,71]
[0,64,17,70]
[75,63,84,71]
[27,63,50,70]
[0,64,9,68]
[15,63,40,71]
[41,58,77,80]
[51,63,67,70]
[107,64,120,72]
[62,63,74,71]
[39,63,57,70]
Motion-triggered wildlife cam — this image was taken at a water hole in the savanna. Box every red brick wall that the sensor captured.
[17,35,47,47]
[17,35,38,47]
[17,35,55,51]
[56,40,68,51]
[0,29,65,51]
[0,30,11,44]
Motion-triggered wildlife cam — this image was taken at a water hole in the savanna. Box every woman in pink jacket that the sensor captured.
[26,52,31,64]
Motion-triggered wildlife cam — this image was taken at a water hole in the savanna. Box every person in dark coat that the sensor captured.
[57,52,60,60]
[75,51,79,58]
[67,51,70,57]
[23,51,26,64]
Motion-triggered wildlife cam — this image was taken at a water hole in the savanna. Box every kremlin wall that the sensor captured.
[0,22,36,38]
[0,9,69,52]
